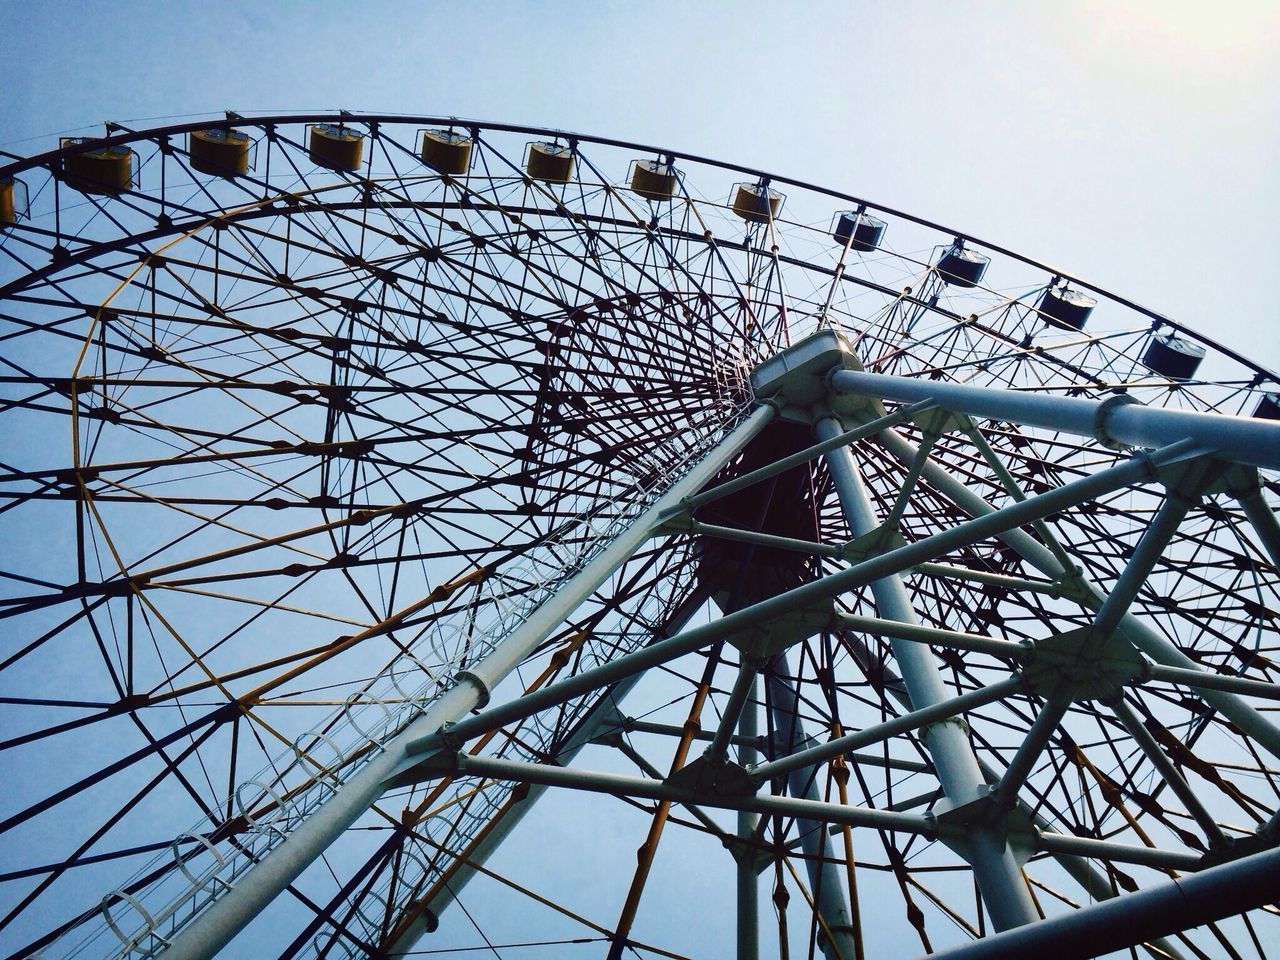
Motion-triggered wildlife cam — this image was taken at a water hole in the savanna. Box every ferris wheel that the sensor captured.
[0,112,1278,960]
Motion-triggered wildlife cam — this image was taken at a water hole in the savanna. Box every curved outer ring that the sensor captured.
[2,110,1276,389]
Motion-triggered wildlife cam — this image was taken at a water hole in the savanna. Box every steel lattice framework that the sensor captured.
[0,113,1278,960]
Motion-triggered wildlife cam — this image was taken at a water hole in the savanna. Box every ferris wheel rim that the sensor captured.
[2,109,1275,389]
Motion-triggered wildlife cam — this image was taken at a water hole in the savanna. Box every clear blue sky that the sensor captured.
[2,0,1278,370]
[2,2,1278,955]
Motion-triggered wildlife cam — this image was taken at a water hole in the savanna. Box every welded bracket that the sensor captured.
[1157,454,1233,502]
[841,525,906,563]
[1022,628,1146,702]
[911,406,972,438]
[665,754,757,797]
[385,749,465,790]
[750,328,878,422]
[933,795,1038,866]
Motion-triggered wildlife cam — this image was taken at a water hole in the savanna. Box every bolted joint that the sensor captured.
[435,721,464,752]
[1157,454,1233,504]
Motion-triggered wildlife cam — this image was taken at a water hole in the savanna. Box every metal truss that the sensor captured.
[1,114,1278,960]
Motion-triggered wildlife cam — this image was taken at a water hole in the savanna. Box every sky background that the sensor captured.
[2,0,1278,371]
[1,2,1278,956]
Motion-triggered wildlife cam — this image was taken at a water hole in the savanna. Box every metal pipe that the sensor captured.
[1031,832,1203,871]
[158,405,777,960]
[832,368,1280,471]
[1232,480,1280,571]
[679,401,935,512]
[919,846,1280,960]
[393,752,1205,873]
[1090,495,1191,642]
[832,612,1029,660]
[737,677,760,960]
[387,589,714,956]
[767,658,858,960]
[600,716,759,748]
[411,751,937,834]
[834,630,1187,960]
[707,662,760,765]
[687,519,845,558]
[816,415,1040,931]
[874,426,1280,759]
[1145,663,1280,701]
[751,678,1023,784]
[991,698,1071,811]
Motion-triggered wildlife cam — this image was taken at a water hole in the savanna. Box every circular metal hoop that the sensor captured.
[170,832,230,893]
[100,890,159,948]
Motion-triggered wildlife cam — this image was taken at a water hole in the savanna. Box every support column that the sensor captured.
[159,405,777,960]
[1231,473,1280,571]
[767,657,858,960]
[815,416,1039,931]
[920,846,1280,960]
[737,675,760,960]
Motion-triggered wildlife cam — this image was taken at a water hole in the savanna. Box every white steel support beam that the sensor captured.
[1108,698,1229,849]
[386,587,715,956]
[1230,472,1280,571]
[736,676,760,960]
[396,753,1204,871]
[157,404,777,960]
[831,630,1190,960]
[750,678,1023,784]
[815,415,1040,931]
[767,658,858,960]
[920,846,1280,960]
[831,368,1280,471]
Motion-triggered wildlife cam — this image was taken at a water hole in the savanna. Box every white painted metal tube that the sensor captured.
[736,676,760,960]
[817,416,1040,931]
[387,590,714,956]
[751,677,1023,784]
[920,847,1280,960]
[462,404,778,696]
[1233,481,1280,570]
[405,754,1204,872]
[831,368,1280,470]
[423,751,936,833]
[767,661,858,960]
[405,436,1199,762]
